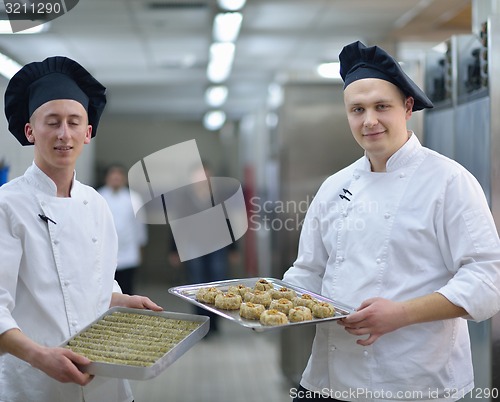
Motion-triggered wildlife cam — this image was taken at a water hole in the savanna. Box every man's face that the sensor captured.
[106,168,127,191]
[343,78,413,170]
[24,99,92,175]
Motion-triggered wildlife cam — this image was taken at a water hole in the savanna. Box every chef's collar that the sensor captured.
[25,162,77,197]
[362,132,421,172]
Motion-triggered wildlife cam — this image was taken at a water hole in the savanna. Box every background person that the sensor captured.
[98,164,148,295]
[283,41,500,401]
[168,162,239,336]
[0,56,162,402]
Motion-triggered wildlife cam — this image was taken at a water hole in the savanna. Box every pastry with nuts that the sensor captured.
[269,298,294,315]
[289,306,313,322]
[214,292,242,310]
[260,309,289,326]
[239,302,266,320]
[244,290,272,308]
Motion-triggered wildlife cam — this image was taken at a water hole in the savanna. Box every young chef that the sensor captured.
[284,41,500,401]
[0,56,162,402]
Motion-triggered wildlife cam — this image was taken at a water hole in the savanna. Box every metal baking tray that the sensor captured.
[61,307,209,380]
[169,277,355,332]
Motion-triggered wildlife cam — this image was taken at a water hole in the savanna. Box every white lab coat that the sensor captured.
[0,163,133,402]
[284,134,500,401]
[98,186,147,271]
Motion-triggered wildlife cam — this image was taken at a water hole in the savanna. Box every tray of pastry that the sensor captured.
[168,277,355,332]
[62,307,209,380]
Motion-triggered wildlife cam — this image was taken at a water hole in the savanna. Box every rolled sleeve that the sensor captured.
[0,308,19,337]
[0,205,22,337]
[437,171,500,321]
[438,259,500,321]
[112,279,123,294]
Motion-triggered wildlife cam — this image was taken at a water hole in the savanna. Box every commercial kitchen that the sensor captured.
[0,1,499,401]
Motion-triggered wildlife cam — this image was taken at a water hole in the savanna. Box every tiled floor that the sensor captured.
[129,282,294,402]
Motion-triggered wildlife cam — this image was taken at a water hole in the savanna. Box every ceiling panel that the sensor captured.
[242,1,327,31]
[0,0,472,121]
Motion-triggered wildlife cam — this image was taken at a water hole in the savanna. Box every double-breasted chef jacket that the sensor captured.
[284,133,500,401]
[0,163,133,402]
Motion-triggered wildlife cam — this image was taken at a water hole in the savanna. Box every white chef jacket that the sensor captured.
[98,186,147,271]
[0,163,133,402]
[283,134,500,402]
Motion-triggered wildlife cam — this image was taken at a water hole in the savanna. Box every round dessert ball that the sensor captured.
[260,309,289,326]
[312,302,336,318]
[289,306,313,322]
[228,284,252,299]
[239,302,266,320]
[269,298,293,315]
[244,290,272,308]
[254,278,274,292]
[293,294,318,310]
[196,287,222,304]
[215,292,242,310]
[271,287,297,300]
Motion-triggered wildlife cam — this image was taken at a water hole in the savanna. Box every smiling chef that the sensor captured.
[284,41,500,402]
[0,56,162,402]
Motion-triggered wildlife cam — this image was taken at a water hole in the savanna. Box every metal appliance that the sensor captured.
[424,15,500,402]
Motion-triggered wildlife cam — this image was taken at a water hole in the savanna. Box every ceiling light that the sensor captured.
[316,62,341,79]
[207,42,235,83]
[203,110,226,131]
[432,42,448,54]
[0,21,49,34]
[213,12,243,43]
[217,0,246,11]
[0,53,22,79]
[205,85,228,107]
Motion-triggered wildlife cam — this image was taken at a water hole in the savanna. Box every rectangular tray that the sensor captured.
[168,277,355,332]
[61,307,209,380]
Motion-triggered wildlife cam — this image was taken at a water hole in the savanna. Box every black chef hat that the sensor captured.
[4,56,106,146]
[339,41,433,112]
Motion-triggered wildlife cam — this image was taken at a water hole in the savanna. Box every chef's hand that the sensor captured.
[110,292,163,311]
[338,297,408,346]
[30,345,94,386]
[0,328,93,386]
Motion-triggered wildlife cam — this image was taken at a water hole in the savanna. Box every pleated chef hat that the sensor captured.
[339,41,433,112]
[4,56,106,145]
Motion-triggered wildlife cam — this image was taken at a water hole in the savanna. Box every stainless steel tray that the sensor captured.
[61,307,209,380]
[169,277,355,332]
